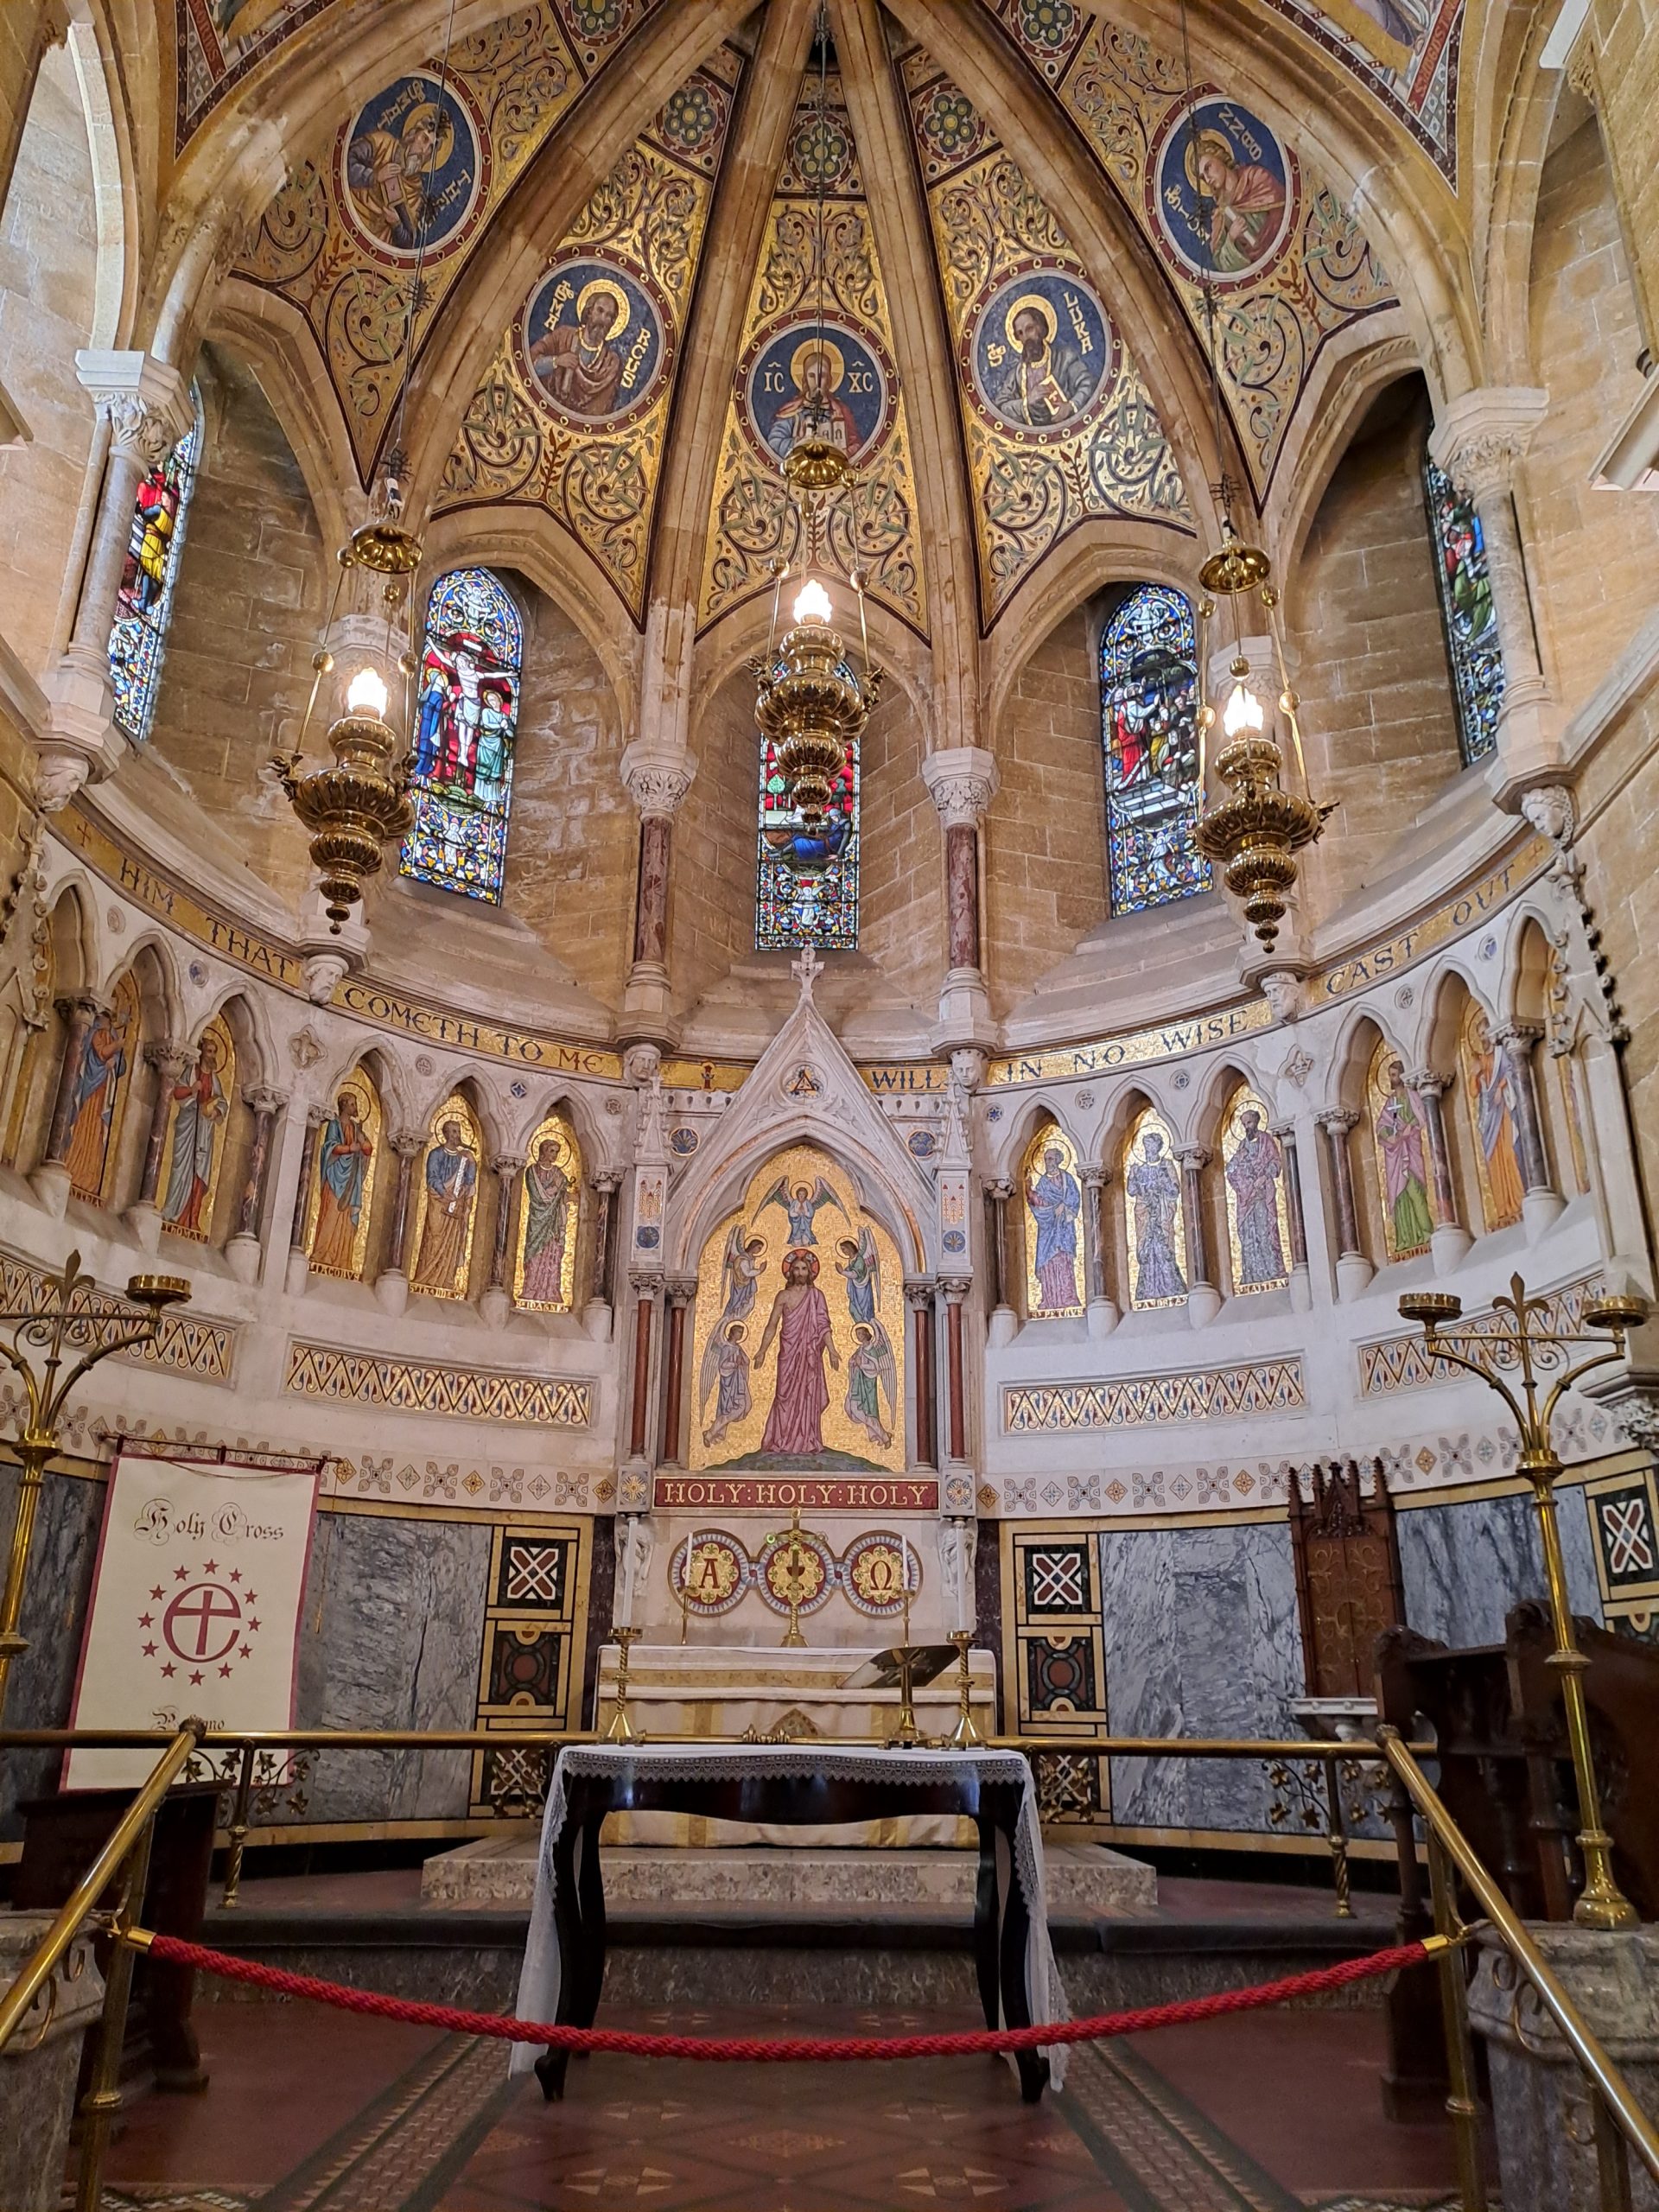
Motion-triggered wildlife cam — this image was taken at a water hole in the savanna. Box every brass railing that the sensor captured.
[3,1722,1656,2212]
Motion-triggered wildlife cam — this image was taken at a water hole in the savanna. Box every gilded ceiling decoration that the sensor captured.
[696,69,928,640]
[900,51,1192,626]
[231,3,665,480]
[983,1,1399,493]
[1252,0,1465,182]
[436,48,743,622]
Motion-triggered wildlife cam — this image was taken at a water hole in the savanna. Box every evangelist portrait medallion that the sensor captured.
[964,261,1120,443]
[1147,95,1299,289]
[739,315,895,474]
[517,254,672,431]
[337,72,488,263]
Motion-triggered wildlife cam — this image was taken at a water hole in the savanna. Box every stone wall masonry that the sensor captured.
[857,684,941,1013]
[674,671,761,1007]
[1522,112,1659,716]
[0,41,99,680]
[1586,0,1659,353]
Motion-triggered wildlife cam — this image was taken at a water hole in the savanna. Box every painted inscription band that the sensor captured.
[653,1474,939,1512]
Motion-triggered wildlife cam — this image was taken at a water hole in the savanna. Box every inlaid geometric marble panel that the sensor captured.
[981,0,1398,491]
[1002,1523,1110,1821]
[1004,1357,1304,1433]
[438,48,743,620]
[471,1519,592,1815]
[1584,1466,1659,1637]
[900,49,1192,623]
[284,1340,590,1427]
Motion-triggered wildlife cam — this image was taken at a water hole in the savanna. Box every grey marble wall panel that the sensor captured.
[1099,1522,1302,1834]
[1396,1486,1601,1650]
[290,1511,490,1827]
[0,1465,105,1838]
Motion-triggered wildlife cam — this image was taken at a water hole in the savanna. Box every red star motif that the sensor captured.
[175,1566,190,1581]
[161,1663,175,1678]
[149,1586,165,1601]
[248,1618,262,1633]
[218,1662,233,1678]
[143,1642,157,1657]
[138,1612,153,1628]
[239,1644,251,1659]
[245,1591,257,1605]
[189,1669,204,1685]
[204,1559,218,1573]
[229,1569,241,1584]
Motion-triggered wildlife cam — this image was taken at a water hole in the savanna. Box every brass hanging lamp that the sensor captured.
[749,5,881,830]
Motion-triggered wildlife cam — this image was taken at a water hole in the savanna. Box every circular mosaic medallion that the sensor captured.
[1147,95,1299,291]
[842,1530,916,1617]
[517,252,673,432]
[738,315,896,475]
[963,260,1119,442]
[756,1528,833,1616]
[906,1128,939,1160]
[669,1126,700,1156]
[338,72,489,264]
[674,1531,747,1617]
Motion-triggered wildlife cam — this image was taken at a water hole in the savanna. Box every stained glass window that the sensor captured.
[400,566,523,903]
[108,389,203,745]
[754,734,859,950]
[1423,459,1504,764]
[1101,584,1208,916]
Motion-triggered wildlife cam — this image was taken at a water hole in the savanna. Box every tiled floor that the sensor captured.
[97,1997,1458,2212]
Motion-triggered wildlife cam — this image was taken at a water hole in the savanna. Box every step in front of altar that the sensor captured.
[420,1834,1158,1917]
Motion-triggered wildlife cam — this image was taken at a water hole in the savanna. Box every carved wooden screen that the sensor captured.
[1287,1459,1405,1697]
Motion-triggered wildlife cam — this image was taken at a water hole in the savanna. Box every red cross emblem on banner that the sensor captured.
[137,1561,261,1688]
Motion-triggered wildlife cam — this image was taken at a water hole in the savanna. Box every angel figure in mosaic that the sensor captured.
[843,1319,897,1450]
[836,1225,880,1329]
[701,1321,752,1450]
[757,1174,845,1248]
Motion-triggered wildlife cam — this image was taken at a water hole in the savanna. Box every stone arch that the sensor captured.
[671,1122,929,1285]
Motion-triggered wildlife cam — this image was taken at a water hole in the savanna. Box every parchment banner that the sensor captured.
[67,1453,321,1789]
[654,1474,939,1512]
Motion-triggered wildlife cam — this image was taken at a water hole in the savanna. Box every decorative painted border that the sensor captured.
[0,1250,235,1382]
[1358,1277,1597,1397]
[1004,1357,1305,1434]
[284,1340,591,1427]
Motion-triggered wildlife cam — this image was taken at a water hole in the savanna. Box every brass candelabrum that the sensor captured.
[947,1628,983,1750]
[1398,1273,1649,1929]
[0,1253,190,1719]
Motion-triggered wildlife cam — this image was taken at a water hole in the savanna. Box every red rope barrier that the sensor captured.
[143,1933,1432,2061]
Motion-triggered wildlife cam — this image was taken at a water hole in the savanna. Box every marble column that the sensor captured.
[38,353,194,809]
[921,749,997,1049]
[659,1278,696,1466]
[225,1086,284,1284]
[941,1275,971,1465]
[587,1171,620,1338]
[1270,1122,1313,1313]
[1319,1109,1373,1300]
[480,1154,524,1327]
[1080,1166,1117,1338]
[124,1038,188,1250]
[906,1278,937,1469]
[285,1106,325,1294]
[1496,1021,1566,1236]
[986,1180,1014,1345]
[1427,388,1556,797]
[1408,1072,1473,1274]
[373,1133,423,1317]
[1179,1145,1221,1326]
[620,747,695,1042]
[627,1271,659,1467]
[31,994,101,1215]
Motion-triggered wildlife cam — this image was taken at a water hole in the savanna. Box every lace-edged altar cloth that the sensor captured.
[510,1743,1071,2087]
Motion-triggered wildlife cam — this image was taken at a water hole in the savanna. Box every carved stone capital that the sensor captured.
[592,1170,623,1194]
[939,1274,973,1303]
[1080,1164,1109,1190]
[244,1086,288,1118]
[665,1275,699,1306]
[922,746,998,830]
[1408,1070,1448,1099]
[988,1179,1014,1202]
[1427,386,1549,497]
[390,1129,426,1159]
[1492,1021,1544,1055]
[620,742,696,820]
[490,1154,526,1180]
[74,349,194,465]
[903,1277,938,1307]
[143,1038,190,1080]
[627,1268,663,1298]
[1317,1109,1359,1135]
[1176,1145,1211,1172]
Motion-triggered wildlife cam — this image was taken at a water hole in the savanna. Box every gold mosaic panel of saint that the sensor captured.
[696,70,926,639]
[305,1066,384,1282]
[438,51,742,620]
[409,1090,484,1301]
[512,1111,582,1313]
[1021,1122,1086,1320]
[901,54,1192,622]
[1457,999,1526,1233]
[1220,1084,1291,1293]
[63,971,140,1207]
[1122,1104,1187,1309]
[1366,1042,1435,1262]
[156,1014,236,1244]
[690,1144,906,1476]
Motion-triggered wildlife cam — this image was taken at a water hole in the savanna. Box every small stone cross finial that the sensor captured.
[791,945,823,1001]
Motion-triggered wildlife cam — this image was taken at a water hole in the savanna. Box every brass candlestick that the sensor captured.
[605,1625,641,1744]
[0,1253,189,1719]
[774,1507,813,1649]
[948,1629,983,1749]
[1399,1274,1649,1929]
[887,1567,921,1747]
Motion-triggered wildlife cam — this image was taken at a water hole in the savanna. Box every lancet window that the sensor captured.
[108,389,203,746]
[754,734,860,950]
[1100,585,1208,917]
[401,567,524,904]
[1422,460,1503,764]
